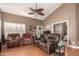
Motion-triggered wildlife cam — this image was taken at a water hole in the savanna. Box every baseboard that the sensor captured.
[67,44,79,49]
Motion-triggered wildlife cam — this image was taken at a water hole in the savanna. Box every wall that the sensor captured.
[43,4,78,46]
[2,12,43,32]
[75,4,79,46]
[0,9,1,41]
[0,9,1,21]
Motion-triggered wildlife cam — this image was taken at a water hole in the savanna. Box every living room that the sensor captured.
[0,3,79,56]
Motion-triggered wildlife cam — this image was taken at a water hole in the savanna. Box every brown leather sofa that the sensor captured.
[6,33,20,48]
[33,30,60,54]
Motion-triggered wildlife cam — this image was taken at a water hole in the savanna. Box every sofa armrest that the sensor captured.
[5,40,10,42]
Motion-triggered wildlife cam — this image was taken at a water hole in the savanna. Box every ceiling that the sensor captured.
[0,3,62,20]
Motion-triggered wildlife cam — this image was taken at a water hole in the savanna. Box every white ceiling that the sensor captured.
[0,3,62,20]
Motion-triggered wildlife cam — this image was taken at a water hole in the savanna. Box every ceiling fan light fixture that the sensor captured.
[28,3,44,16]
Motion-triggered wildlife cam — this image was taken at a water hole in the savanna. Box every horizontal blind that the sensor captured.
[4,22,26,38]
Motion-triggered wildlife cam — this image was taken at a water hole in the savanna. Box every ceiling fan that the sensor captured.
[28,3,44,16]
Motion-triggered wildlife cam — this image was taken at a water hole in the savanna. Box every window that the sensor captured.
[4,22,26,38]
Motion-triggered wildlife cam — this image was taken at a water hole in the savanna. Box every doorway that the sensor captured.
[52,20,69,55]
[52,20,68,41]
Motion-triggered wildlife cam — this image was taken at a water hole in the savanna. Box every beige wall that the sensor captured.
[75,4,79,46]
[0,9,1,41]
[0,9,1,21]
[2,12,43,32]
[43,4,79,46]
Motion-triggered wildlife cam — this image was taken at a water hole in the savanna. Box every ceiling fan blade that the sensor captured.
[38,12,44,16]
[29,7,35,12]
[38,8,44,11]
[28,12,35,14]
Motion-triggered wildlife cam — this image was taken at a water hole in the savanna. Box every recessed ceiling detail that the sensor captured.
[0,3,62,20]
